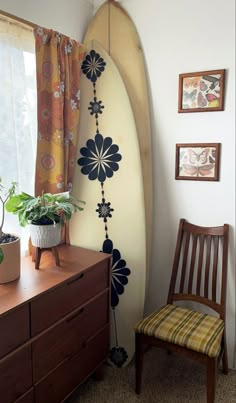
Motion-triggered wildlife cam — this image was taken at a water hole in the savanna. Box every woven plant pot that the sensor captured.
[29,223,61,248]
[0,237,20,284]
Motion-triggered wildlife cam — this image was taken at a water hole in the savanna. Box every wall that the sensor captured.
[0,0,93,40]
[94,0,236,368]
[1,0,235,368]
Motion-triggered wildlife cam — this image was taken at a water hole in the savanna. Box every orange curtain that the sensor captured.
[33,27,85,196]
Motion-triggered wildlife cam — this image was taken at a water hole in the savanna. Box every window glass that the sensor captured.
[0,15,37,253]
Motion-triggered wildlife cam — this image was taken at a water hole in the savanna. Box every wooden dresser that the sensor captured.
[0,245,111,403]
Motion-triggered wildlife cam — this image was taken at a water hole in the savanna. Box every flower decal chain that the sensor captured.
[81,50,106,83]
[78,133,121,182]
[88,98,104,119]
[78,49,131,367]
[102,239,131,308]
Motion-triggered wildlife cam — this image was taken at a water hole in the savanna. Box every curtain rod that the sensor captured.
[0,9,37,29]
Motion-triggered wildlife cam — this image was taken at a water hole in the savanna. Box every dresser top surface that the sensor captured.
[0,244,110,316]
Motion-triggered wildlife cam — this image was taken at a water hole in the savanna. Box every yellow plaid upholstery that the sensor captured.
[135,304,224,358]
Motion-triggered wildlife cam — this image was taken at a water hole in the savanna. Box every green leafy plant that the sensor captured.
[0,178,17,239]
[6,190,85,227]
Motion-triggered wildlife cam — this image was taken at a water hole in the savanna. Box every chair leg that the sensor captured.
[207,357,217,403]
[135,333,145,394]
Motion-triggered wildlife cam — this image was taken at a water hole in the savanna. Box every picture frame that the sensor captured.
[178,69,225,113]
[175,143,220,181]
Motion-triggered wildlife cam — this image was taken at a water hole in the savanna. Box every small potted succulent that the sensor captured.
[0,178,20,284]
[6,190,85,249]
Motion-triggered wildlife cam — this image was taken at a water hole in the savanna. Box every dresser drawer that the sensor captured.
[31,259,110,336]
[35,325,109,403]
[0,345,32,403]
[0,304,30,359]
[14,388,34,403]
[32,290,109,382]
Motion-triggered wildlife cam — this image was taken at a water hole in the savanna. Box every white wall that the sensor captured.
[0,0,93,41]
[94,0,236,368]
[1,0,235,368]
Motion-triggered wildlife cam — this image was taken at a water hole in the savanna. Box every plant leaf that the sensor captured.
[0,248,4,264]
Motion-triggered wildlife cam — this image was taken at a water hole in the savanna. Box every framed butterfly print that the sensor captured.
[175,143,220,181]
[178,69,225,112]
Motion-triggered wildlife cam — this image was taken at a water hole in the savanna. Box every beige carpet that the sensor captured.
[67,349,236,403]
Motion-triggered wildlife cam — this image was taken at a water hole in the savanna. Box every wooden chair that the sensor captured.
[134,219,229,403]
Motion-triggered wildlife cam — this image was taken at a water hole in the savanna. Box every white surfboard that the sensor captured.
[70,40,146,367]
[84,0,152,293]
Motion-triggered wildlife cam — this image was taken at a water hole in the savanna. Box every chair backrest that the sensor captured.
[167,219,229,319]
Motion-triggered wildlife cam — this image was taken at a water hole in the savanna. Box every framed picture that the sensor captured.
[175,143,220,181]
[178,69,225,113]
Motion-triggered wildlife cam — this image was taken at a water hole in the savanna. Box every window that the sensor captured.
[0,14,37,253]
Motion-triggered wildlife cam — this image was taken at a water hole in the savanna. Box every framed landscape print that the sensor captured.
[178,69,225,113]
[175,143,220,181]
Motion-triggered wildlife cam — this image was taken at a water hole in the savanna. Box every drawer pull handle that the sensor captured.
[67,272,84,285]
[66,308,84,322]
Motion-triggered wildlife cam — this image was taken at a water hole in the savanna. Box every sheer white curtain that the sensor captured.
[0,15,37,253]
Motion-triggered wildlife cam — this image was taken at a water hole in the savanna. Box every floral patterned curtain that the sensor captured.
[33,27,85,196]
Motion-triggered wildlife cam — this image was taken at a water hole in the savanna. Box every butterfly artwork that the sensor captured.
[197,92,207,108]
[178,70,225,112]
[176,144,220,181]
[202,75,220,90]
[183,77,200,89]
[199,81,208,91]
[182,89,197,109]
[182,163,214,177]
[182,148,214,177]
[187,148,209,164]
[205,93,220,108]
[197,76,220,108]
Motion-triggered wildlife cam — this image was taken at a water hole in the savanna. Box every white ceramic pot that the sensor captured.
[29,223,61,248]
[0,236,21,284]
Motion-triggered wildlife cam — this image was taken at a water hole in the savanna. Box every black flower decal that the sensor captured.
[78,133,122,182]
[102,239,130,307]
[88,97,104,118]
[96,200,114,222]
[110,346,128,368]
[81,50,106,82]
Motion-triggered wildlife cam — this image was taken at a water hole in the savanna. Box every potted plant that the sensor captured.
[6,190,85,249]
[0,178,20,284]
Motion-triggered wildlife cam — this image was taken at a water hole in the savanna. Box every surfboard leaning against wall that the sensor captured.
[84,0,153,293]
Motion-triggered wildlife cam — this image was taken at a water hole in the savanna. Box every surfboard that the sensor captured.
[84,0,152,293]
[69,40,146,367]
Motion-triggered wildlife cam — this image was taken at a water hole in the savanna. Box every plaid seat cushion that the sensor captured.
[134,304,224,358]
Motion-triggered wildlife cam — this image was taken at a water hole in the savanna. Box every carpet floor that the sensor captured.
[66,349,236,403]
